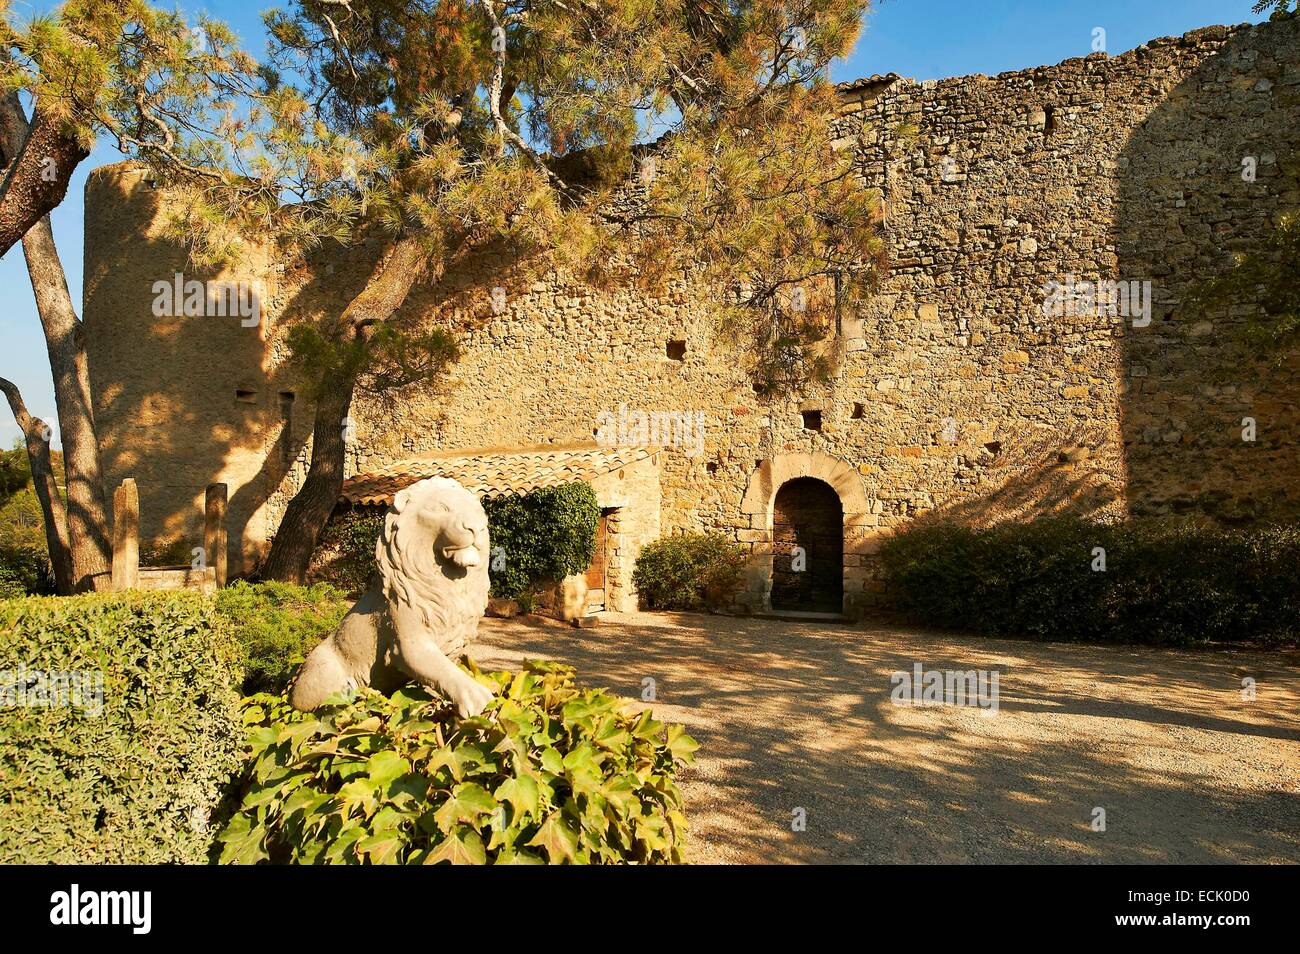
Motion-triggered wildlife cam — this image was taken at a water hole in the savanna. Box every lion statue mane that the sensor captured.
[289,476,495,718]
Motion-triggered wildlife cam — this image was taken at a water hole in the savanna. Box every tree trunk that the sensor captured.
[0,91,87,259]
[21,216,112,590]
[0,376,75,593]
[261,237,431,582]
[259,370,357,583]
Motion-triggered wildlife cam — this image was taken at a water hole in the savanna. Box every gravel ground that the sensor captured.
[471,611,1300,864]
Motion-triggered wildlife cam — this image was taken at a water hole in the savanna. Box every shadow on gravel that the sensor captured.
[473,612,1300,864]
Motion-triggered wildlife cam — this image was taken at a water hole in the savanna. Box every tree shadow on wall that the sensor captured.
[1114,20,1300,524]
[86,168,556,576]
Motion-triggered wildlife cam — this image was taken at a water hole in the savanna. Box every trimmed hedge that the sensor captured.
[0,592,245,863]
[633,532,748,612]
[215,581,350,695]
[878,517,1300,645]
[219,660,696,864]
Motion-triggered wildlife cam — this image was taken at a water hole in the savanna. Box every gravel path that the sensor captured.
[472,611,1300,864]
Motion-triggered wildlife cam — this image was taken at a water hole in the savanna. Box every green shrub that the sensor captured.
[218,660,696,864]
[215,581,351,695]
[0,592,244,863]
[0,544,55,599]
[879,517,1300,645]
[308,507,386,595]
[633,532,748,611]
[483,483,600,599]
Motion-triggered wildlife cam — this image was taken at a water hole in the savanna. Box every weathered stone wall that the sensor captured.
[83,18,1300,612]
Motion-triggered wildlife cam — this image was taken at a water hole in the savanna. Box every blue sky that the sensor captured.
[0,0,1269,447]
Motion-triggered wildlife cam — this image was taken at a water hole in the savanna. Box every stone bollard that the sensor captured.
[111,478,140,592]
[205,483,228,588]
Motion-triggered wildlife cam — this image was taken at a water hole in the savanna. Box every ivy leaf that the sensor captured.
[366,750,411,790]
[433,782,498,829]
[527,810,579,863]
[494,775,540,819]
[358,830,404,865]
[424,827,487,865]
[217,813,267,865]
[324,826,366,863]
[540,747,564,775]
[494,847,545,865]
[591,716,630,752]
[665,725,699,761]
[631,710,664,741]
[601,774,638,813]
[338,778,378,814]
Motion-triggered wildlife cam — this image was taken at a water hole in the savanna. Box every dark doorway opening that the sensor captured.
[771,477,843,612]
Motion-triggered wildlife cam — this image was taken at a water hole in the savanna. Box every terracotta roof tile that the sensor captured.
[341,443,657,506]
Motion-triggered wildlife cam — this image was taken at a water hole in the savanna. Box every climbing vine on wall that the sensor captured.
[483,483,600,599]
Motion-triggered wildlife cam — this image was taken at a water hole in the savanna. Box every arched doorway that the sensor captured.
[770,477,843,612]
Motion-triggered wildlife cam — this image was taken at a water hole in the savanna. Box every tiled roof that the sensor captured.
[836,72,904,94]
[341,443,657,506]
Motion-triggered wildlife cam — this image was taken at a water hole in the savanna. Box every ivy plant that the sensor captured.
[218,660,696,864]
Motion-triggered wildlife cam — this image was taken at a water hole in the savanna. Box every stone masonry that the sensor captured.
[83,19,1300,617]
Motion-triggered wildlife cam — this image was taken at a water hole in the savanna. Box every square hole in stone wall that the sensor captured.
[666,339,687,361]
[235,389,257,404]
[706,462,719,475]
[851,402,866,419]
[801,409,822,431]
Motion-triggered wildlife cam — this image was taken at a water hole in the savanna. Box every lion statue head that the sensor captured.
[377,477,491,658]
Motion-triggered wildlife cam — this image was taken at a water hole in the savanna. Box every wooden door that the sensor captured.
[584,511,608,611]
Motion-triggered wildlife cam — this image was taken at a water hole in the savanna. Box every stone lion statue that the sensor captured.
[289,476,495,718]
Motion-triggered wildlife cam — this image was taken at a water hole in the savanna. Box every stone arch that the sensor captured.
[739,452,872,616]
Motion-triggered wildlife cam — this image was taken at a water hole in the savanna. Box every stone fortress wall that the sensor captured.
[83,18,1300,616]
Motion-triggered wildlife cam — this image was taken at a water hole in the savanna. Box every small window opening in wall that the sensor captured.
[984,441,1002,457]
[851,402,866,420]
[1043,105,1057,138]
[235,389,257,404]
[801,409,823,432]
[666,339,687,361]
[706,462,719,475]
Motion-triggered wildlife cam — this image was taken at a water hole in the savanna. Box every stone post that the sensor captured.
[204,483,228,588]
[111,478,139,591]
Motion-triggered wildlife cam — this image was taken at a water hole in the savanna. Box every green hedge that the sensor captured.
[214,581,350,695]
[219,660,696,864]
[313,483,601,602]
[483,483,600,599]
[0,592,245,863]
[632,532,748,612]
[878,517,1300,645]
